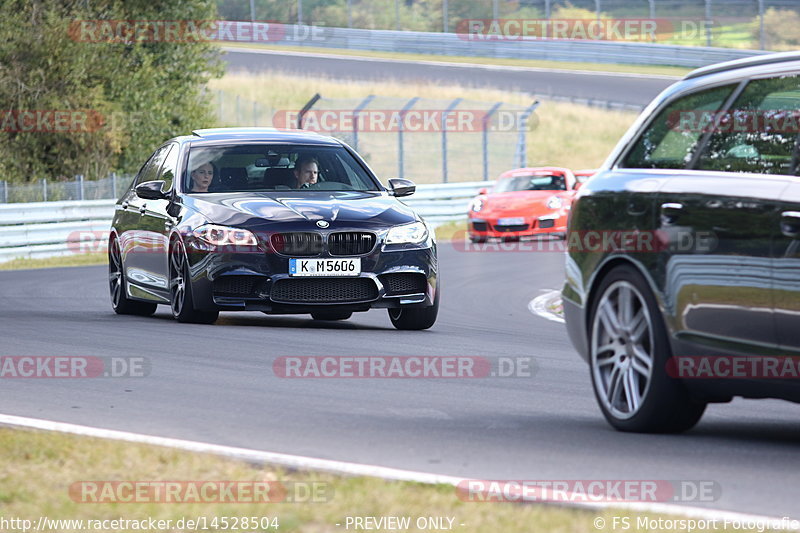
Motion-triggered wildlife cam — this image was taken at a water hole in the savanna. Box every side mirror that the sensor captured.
[135,180,169,200]
[478,187,489,195]
[388,178,416,197]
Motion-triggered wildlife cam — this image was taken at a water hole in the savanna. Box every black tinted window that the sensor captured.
[622,85,736,169]
[695,75,800,175]
[158,144,179,191]
[135,145,170,186]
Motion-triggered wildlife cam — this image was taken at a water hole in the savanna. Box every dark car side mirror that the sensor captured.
[135,180,169,200]
[388,178,416,197]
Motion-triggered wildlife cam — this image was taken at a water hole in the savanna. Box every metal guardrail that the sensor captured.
[0,182,492,263]
[235,23,766,68]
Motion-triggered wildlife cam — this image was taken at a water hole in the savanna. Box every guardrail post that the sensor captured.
[441,97,462,184]
[235,95,241,126]
[42,178,47,202]
[515,101,540,168]
[352,94,375,151]
[482,102,502,181]
[0,180,6,203]
[77,174,85,201]
[111,172,117,198]
[397,97,419,179]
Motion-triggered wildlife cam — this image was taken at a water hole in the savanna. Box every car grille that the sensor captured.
[213,276,262,297]
[270,278,378,303]
[328,232,376,256]
[495,224,529,232]
[471,221,488,232]
[539,219,555,229]
[271,232,323,256]
[380,273,427,295]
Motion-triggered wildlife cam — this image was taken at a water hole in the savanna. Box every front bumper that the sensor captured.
[183,236,438,313]
[468,215,567,239]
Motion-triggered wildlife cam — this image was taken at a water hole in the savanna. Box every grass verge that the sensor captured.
[0,427,768,533]
[221,42,691,78]
[0,253,106,271]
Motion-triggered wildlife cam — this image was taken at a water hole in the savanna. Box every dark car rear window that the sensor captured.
[184,144,381,193]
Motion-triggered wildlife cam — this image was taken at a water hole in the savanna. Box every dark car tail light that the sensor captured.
[328,232,376,256]
[271,232,323,256]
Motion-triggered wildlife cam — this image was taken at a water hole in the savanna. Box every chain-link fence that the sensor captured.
[216,91,540,185]
[220,0,800,50]
[0,174,134,204]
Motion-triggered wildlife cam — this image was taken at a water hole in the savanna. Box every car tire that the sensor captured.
[588,265,705,433]
[108,237,157,316]
[311,310,353,321]
[169,239,219,325]
[388,285,439,330]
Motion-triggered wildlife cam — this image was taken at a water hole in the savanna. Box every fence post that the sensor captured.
[218,90,223,124]
[236,95,241,125]
[0,180,6,203]
[77,174,85,201]
[352,94,376,151]
[297,93,322,129]
[441,97,462,184]
[347,0,353,28]
[515,101,540,168]
[111,172,117,198]
[397,97,419,179]
[758,0,765,49]
[595,0,600,21]
[704,0,712,47]
[482,102,502,181]
[42,178,47,202]
[253,101,258,126]
[442,0,448,32]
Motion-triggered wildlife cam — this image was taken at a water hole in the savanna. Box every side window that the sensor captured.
[695,74,800,175]
[135,145,169,186]
[158,144,179,191]
[621,84,737,169]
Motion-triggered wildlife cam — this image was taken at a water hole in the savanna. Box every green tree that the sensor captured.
[0,0,223,182]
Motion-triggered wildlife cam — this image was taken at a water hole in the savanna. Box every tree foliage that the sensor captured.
[0,0,223,182]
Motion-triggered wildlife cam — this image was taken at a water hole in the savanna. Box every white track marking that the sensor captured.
[529,289,565,324]
[222,46,681,80]
[0,413,795,526]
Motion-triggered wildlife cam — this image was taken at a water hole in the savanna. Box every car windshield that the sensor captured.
[185,144,381,193]
[493,175,566,192]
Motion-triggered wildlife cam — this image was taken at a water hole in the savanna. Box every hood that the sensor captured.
[183,191,418,230]
[483,190,571,213]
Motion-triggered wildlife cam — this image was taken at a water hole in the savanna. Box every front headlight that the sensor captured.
[470,196,486,213]
[194,224,258,246]
[385,221,429,245]
[546,195,563,210]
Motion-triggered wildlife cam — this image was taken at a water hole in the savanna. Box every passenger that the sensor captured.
[293,156,319,188]
[190,162,214,192]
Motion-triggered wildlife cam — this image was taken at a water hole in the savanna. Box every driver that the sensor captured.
[293,156,319,188]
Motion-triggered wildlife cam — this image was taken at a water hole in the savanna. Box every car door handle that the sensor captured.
[660,202,684,225]
[139,204,147,215]
[781,211,800,238]
[121,201,129,210]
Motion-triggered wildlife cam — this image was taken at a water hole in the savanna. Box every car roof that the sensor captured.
[175,127,342,147]
[684,51,800,81]
[498,166,572,179]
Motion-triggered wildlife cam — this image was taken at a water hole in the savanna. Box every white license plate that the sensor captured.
[497,217,525,226]
[289,258,361,276]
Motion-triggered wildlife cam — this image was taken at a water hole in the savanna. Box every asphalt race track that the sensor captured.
[222,48,677,107]
[2,245,800,518]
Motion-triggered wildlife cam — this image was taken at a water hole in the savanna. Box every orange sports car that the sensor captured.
[467,167,579,242]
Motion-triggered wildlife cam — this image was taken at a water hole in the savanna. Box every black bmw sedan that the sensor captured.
[563,51,800,432]
[109,128,438,330]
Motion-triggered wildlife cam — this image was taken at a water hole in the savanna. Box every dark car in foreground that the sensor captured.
[563,51,800,432]
[109,128,438,330]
